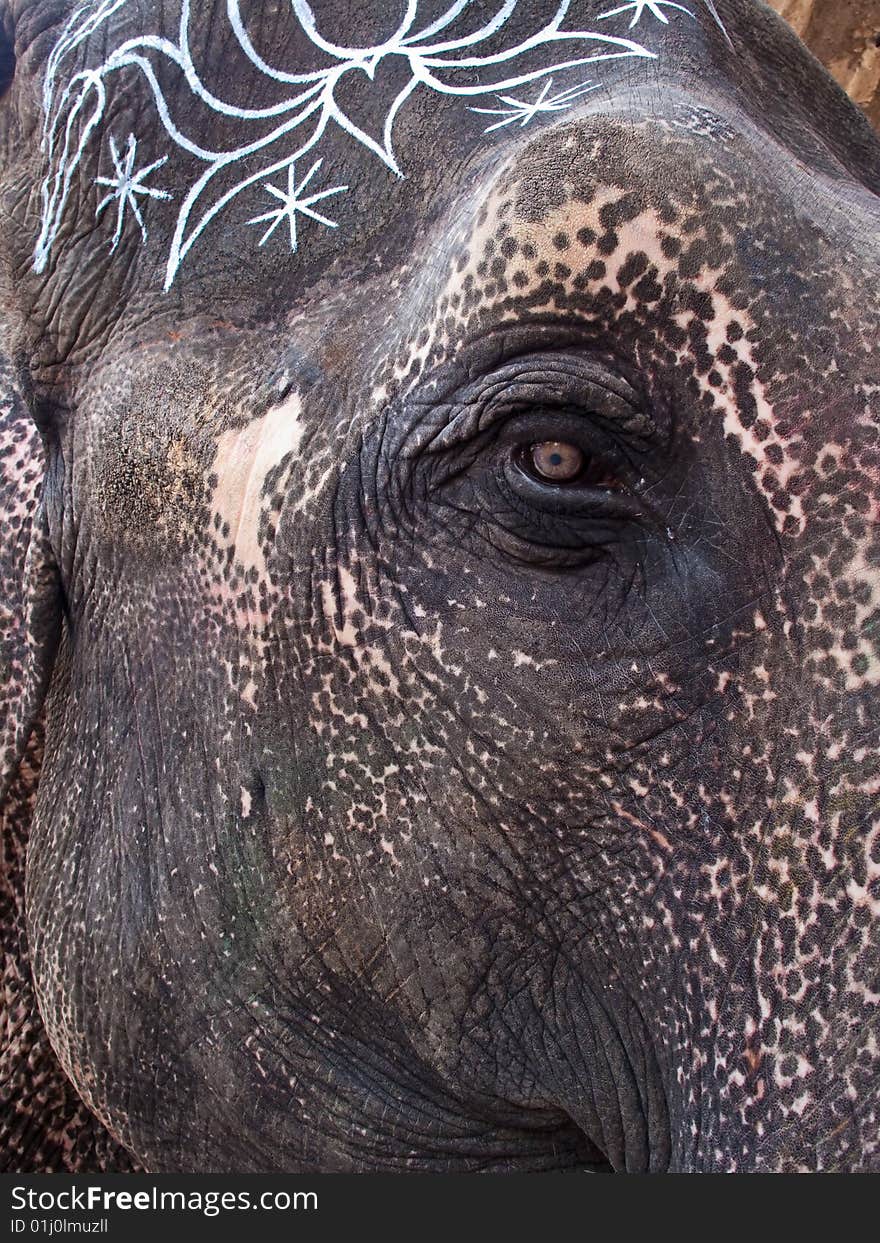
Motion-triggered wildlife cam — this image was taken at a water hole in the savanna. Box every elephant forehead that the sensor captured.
[22,0,879,382]
[29,0,724,294]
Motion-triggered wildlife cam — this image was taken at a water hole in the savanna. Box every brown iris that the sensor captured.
[529,441,586,483]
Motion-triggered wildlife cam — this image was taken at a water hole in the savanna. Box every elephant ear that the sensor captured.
[0,0,58,798]
[0,8,136,1173]
[0,322,59,806]
[0,313,138,1173]
[0,313,68,1168]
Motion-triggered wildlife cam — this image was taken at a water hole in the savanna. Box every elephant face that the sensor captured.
[1,0,879,1172]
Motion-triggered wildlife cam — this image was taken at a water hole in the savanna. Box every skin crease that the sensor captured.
[0,0,879,1172]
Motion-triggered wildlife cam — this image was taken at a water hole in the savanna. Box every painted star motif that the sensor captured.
[598,1,695,28]
[468,78,600,133]
[246,160,348,250]
[95,133,171,251]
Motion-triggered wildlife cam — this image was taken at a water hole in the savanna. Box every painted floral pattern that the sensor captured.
[36,0,727,289]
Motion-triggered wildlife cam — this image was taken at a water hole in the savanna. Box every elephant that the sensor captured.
[0,0,878,1173]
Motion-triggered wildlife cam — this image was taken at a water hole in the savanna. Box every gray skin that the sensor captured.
[1,0,879,1173]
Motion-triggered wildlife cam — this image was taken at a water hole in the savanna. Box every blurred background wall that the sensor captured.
[768,0,880,128]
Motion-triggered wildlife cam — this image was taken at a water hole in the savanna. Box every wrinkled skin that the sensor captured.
[1,0,879,1173]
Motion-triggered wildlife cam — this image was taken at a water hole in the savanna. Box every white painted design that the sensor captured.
[95,132,171,250]
[469,77,601,131]
[599,1,695,28]
[36,1,729,289]
[246,159,348,249]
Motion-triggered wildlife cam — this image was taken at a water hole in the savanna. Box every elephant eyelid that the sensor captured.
[418,360,656,460]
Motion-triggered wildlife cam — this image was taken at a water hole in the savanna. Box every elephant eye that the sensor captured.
[517,439,623,489]
[528,441,585,482]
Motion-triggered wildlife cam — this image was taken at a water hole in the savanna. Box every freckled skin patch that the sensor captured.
[1,2,880,1173]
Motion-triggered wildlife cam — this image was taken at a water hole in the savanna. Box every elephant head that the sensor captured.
[1,0,878,1172]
